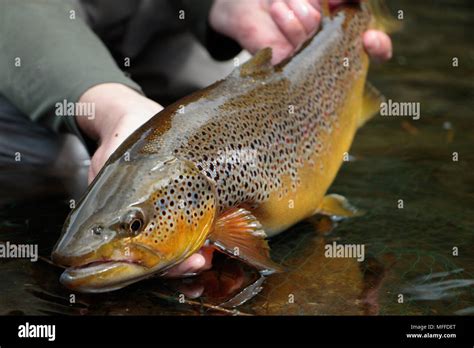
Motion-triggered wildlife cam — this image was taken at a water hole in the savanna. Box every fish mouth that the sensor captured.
[60,260,152,293]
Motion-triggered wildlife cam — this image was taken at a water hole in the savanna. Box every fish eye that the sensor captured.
[122,209,145,236]
[130,219,142,234]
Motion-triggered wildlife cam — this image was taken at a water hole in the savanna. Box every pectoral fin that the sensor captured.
[359,82,385,127]
[208,208,283,275]
[318,194,365,218]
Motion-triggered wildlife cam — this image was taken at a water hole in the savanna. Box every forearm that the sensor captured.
[0,0,141,131]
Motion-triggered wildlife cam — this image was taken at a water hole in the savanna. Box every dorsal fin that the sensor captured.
[321,0,331,18]
[240,47,273,78]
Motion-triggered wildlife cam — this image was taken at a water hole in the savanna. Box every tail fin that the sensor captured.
[367,0,402,34]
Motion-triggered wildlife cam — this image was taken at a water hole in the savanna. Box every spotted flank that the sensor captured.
[141,160,216,243]
[51,0,390,292]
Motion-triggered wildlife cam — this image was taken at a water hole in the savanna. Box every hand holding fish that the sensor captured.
[210,0,392,64]
[67,0,395,288]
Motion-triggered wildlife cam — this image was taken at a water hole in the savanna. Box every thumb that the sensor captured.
[270,43,295,64]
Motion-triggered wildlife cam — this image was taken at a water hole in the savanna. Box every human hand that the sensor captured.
[209,0,392,64]
[76,83,164,183]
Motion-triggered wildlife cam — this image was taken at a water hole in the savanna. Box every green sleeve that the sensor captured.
[170,0,242,61]
[0,0,142,134]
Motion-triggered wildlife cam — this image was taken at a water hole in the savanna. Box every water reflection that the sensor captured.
[403,269,474,301]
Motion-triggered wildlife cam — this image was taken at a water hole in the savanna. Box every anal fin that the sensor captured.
[208,208,283,275]
[318,194,365,218]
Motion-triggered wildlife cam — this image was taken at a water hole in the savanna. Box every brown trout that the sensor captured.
[52,1,394,292]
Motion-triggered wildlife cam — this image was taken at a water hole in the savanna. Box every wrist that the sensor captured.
[76,83,162,141]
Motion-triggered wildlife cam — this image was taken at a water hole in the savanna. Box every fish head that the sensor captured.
[51,155,217,292]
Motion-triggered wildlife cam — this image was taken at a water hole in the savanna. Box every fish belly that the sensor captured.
[252,68,367,237]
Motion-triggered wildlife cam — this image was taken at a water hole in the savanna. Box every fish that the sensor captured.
[51,0,395,292]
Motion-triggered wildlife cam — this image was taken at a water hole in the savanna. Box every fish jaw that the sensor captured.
[52,210,216,292]
[52,240,166,293]
[51,156,219,292]
[59,260,151,293]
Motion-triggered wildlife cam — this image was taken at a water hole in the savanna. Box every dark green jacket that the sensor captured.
[0,0,240,136]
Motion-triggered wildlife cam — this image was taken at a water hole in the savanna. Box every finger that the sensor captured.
[363,30,392,62]
[271,43,294,64]
[270,1,307,48]
[164,253,206,278]
[287,0,321,35]
[175,283,205,299]
[87,168,94,185]
[197,246,215,271]
[235,10,294,64]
